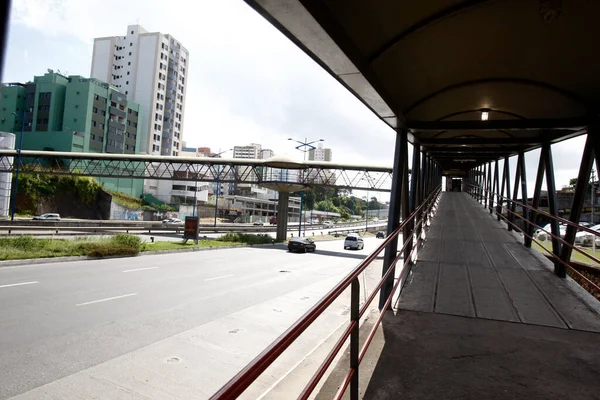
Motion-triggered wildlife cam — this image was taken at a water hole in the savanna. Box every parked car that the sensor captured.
[270,216,277,225]
[32,213,61,221]
[376,231,385,239]
[323,221,333,227]
[253,220,265,226]
[162,218,183,224]
[575,224,600,246]
[288,237,316,253]
[344,234,364,250]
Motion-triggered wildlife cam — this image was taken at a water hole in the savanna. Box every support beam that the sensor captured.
[524,148,547,248]
[543,142,562,275]
[276,192,290,241]
[380,127,408,310]
[410,144,421,242]
[491,160,498,214]
[509,155,522,232]
[519,151,529,242]
[560,133,595,270]
[408,117,589,131]
[503,157,511,222]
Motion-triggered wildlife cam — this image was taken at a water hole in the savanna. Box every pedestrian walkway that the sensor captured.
[356,192,600,399]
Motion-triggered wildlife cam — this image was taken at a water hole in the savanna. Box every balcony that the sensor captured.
[109,106,126,119]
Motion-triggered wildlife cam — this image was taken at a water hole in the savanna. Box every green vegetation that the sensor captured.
[532,241,599,267]
[17,173,102,213]
[218,232,278,244]
[301,187,384,218]
[144,240,241,251]
[0,234,144,261]
[108,190,143,209]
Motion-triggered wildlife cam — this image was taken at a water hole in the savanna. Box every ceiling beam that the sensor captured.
[408,117,590,131]
[419,138,543,145]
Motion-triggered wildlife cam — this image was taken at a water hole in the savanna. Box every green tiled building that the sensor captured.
[0,71,144,197]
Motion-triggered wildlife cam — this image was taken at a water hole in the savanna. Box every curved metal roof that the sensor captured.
[245,0,596,171]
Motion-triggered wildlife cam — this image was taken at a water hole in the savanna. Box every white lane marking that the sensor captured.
[76,293,138,307]
[256,319,348,400]
[123,267,158,273]
[0,281,39,289]
[204,274,234,282]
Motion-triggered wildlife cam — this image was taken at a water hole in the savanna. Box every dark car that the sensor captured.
[376,231,385,239]
[288,237,316,253]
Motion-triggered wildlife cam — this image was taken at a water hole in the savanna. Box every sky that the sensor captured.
[1,0,589,202]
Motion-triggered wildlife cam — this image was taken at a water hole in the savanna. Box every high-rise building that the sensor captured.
[0,71,144,196]
[308,142,332,162]
[91,24,188,157]
[261,149,275,159]
[233,143,262,159]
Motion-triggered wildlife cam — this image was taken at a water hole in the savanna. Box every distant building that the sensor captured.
[0,71,144,196]
[261,148,275,159]
[91,24,189,157]
[308,142,332,162]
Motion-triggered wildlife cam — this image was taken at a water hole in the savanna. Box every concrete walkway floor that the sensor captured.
[318,192,600,399]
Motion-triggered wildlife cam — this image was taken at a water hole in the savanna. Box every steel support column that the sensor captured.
[380,127,408,310]
[492,160,499,214]
[524,148,547,248]
[519,151,529,239]
[560,133,595,269]
[509,155,522,232]
[503,157,511,222]
[409,144,421,239]
[486,162,494,213]
[276,191,290,241]
[543,142,562,275]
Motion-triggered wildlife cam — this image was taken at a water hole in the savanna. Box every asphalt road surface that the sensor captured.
[0,237,385,399]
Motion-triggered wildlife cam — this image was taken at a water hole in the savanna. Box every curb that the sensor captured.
[0,242,289,268]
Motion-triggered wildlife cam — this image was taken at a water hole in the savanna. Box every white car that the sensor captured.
[323,221,333,227]
[575,224,600,246]
[33,213,61,221]
[162,218,183,224]
[344,234,364,250]
[253,220,265,226]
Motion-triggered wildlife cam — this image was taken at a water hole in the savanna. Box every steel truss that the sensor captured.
[0,150,393,192]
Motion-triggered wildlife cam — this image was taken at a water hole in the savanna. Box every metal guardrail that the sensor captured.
[209,186,441,400]
[464,183,600,296]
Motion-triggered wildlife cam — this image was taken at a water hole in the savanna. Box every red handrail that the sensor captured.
[210,186,442,399]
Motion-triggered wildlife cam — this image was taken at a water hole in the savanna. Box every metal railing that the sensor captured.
[210,185,441,400]
[464,183,600,296]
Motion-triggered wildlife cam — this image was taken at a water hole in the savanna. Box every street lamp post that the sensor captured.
[288,137,324,237]
[10,111,27,222]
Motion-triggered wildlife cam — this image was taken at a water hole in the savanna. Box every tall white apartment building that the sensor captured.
[233,143,262,159]
[90,24,188,157]
[308,142,332,162]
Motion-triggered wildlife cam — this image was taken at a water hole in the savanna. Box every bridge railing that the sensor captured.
[464,183,600,297]
[209,185,441,400]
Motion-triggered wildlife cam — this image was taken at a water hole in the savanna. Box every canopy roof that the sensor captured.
[245,0,597,171]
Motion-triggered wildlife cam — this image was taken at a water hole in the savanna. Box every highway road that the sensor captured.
[0,237,387,399]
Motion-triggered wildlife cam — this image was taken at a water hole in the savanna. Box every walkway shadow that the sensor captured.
[318,310,600,399]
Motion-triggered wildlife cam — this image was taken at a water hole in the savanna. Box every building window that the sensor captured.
[91,134,96,140]
[125,91,128,95]
[93,107,98,113]
[129,52,132,56]
[128,62,131,66]
[126,81,129,84]
[92,120,97,127]
[99,122,104,129]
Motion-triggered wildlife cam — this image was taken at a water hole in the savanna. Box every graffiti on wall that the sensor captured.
[112,209,143,220]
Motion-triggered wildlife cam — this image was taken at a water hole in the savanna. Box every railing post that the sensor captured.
[487,161,493,212]
[560,133,594,273]
[492,160,499,214]
[543,142,562,275]
[519,152,529,243]
[350,278,360,400]
[509,155,522,231]
[524,146,547,248]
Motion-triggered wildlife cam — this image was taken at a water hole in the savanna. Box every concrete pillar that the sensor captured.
[276,191,290,241]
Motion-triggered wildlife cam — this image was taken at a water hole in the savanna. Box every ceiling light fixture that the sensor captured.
[481,110,489,121]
